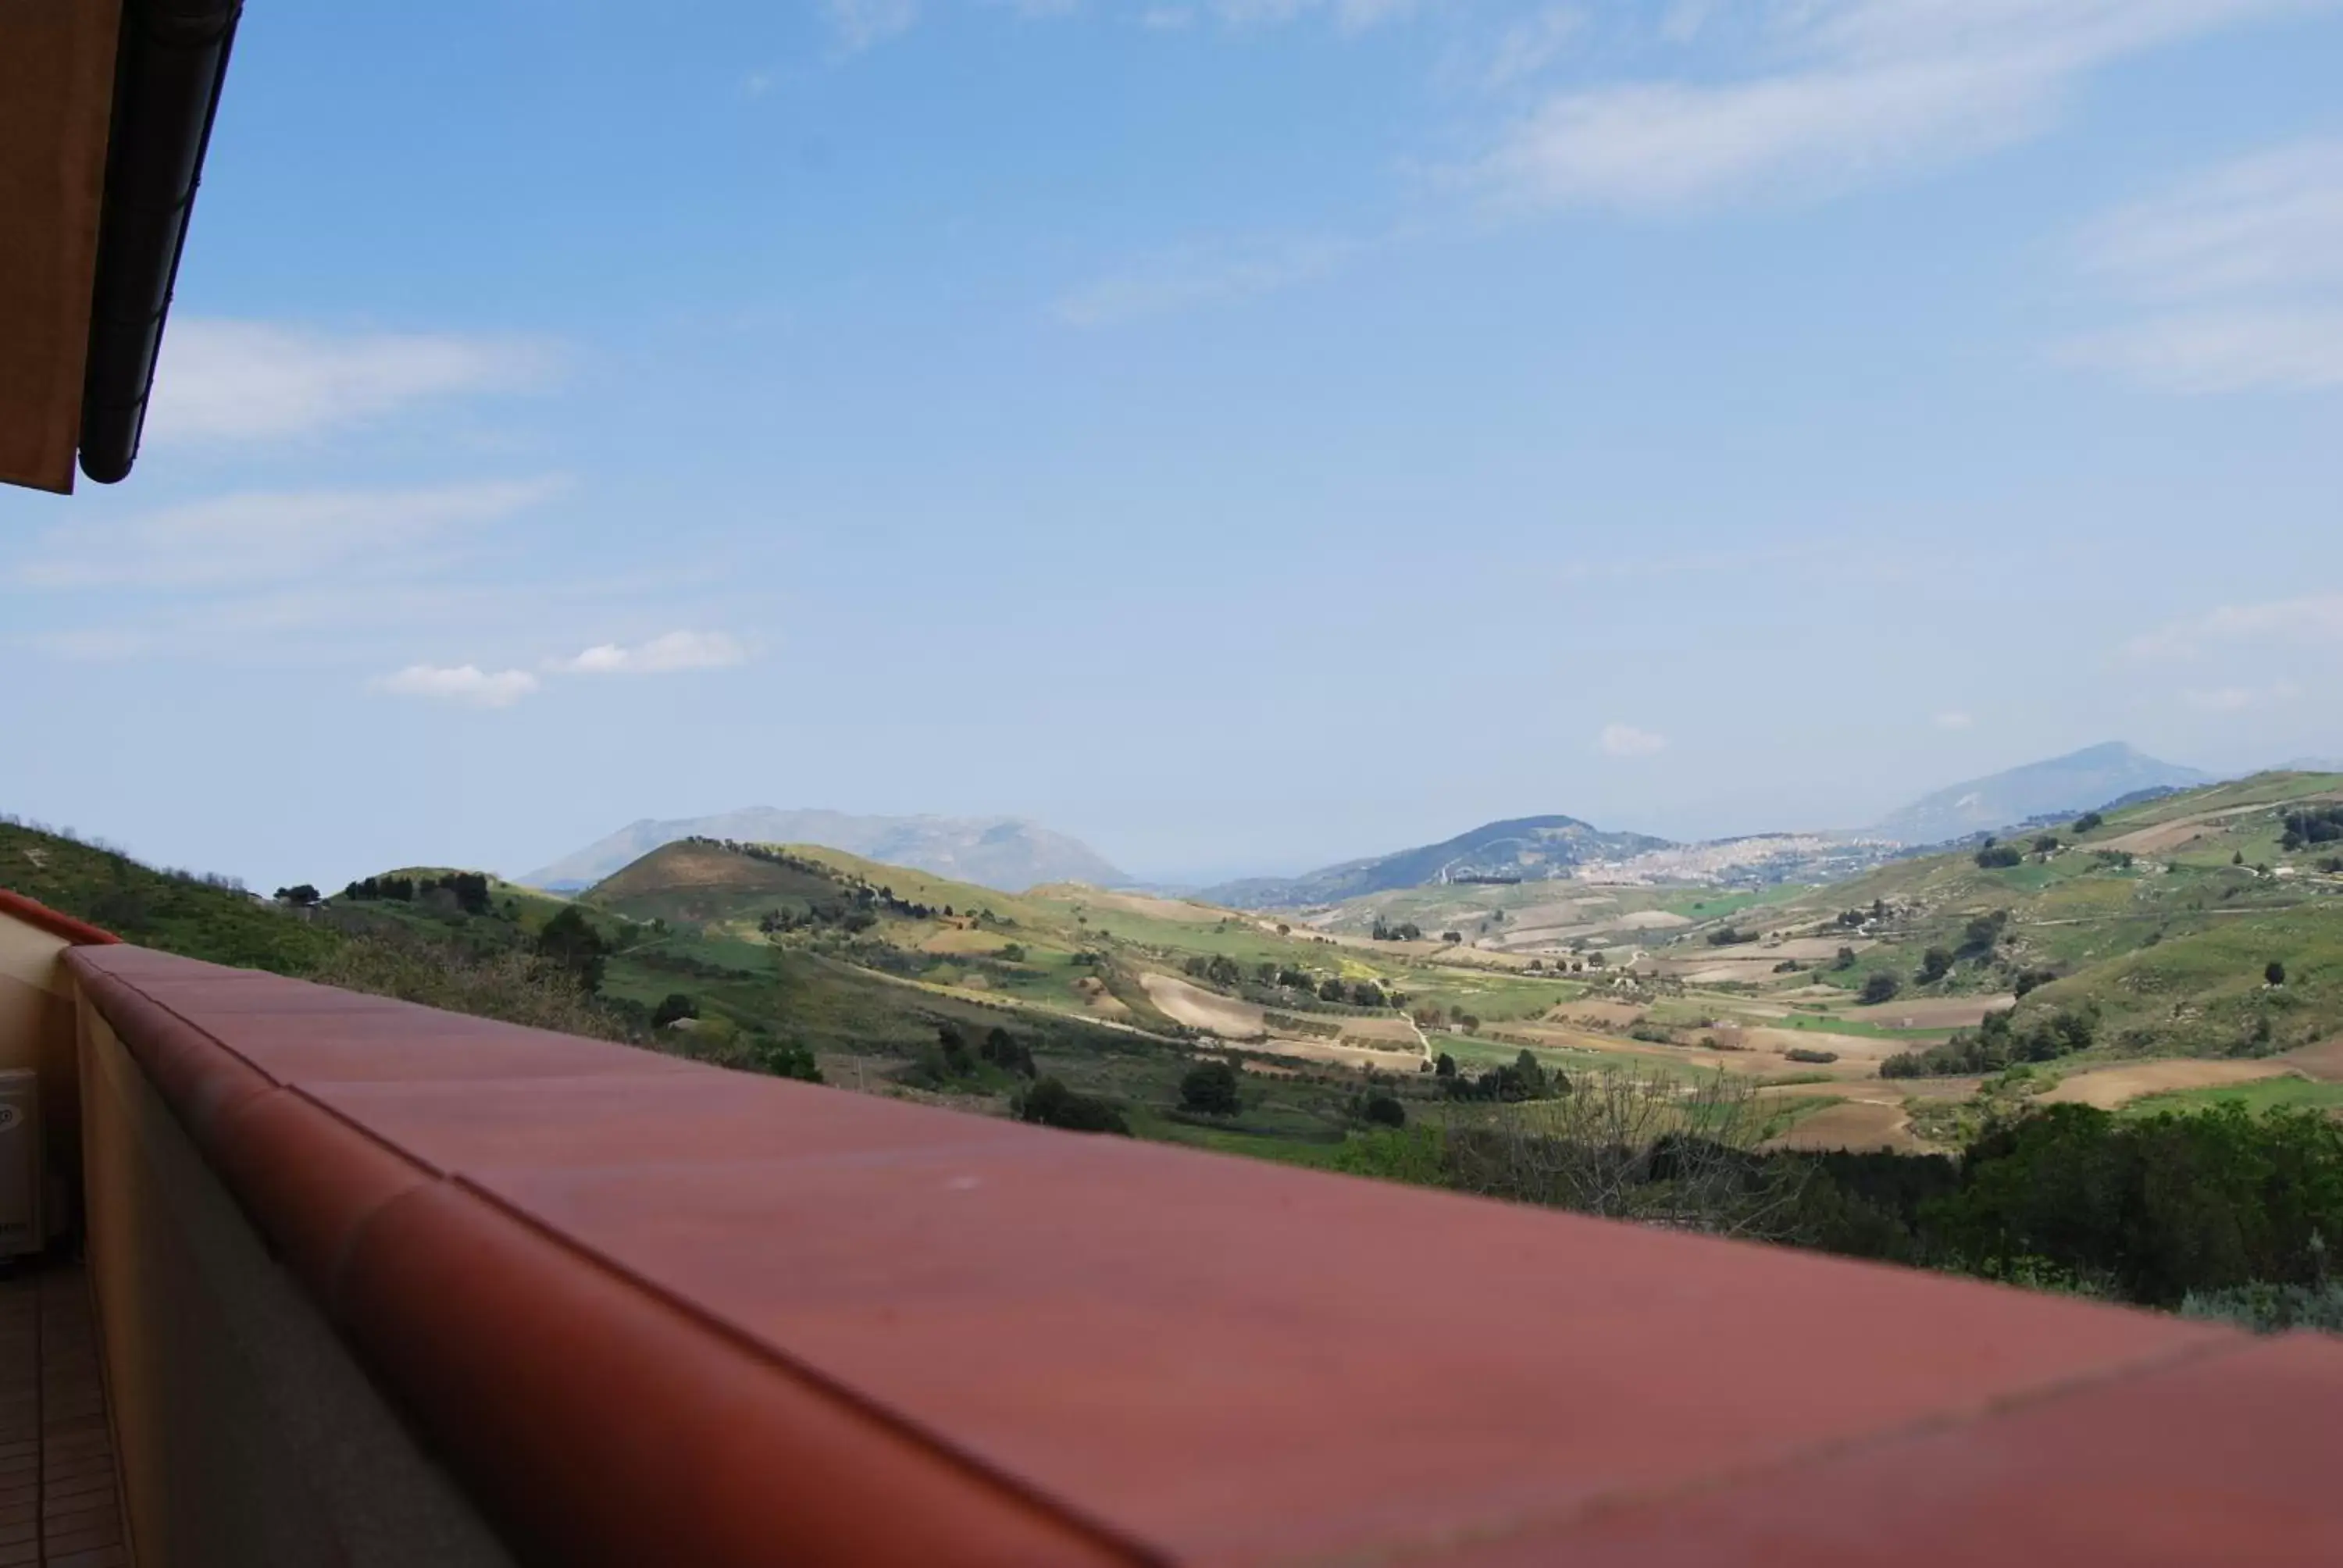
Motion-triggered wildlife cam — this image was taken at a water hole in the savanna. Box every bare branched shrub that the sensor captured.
[1440,1067,1810,1241]
[309,933,638,1043]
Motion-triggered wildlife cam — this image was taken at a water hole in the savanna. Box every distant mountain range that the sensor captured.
[520,809,1126,893]
[1200,816,1673,909]
[1867,743,2213,846]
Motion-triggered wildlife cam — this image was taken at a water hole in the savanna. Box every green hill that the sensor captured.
[2,818,341,974]
[1641,772,2343,1073]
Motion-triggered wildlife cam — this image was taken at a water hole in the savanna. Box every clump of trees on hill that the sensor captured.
[1370,918,1424,942]
[2281,806,2343,852]
[1377,1068,2343,1313]
[1881,1005,2097,1077]
[1436,1049,1564,1103]
[1974,839,2024,869]
[1016,1078,1129,1135]
[341,871,493,914]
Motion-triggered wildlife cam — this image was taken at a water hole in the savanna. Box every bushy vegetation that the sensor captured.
[1880,1005,2097,1077]
[1180,1059,1243,1116]
[1403,1075,2343,1314]
[1016,1078,1130,1135]
[1922,1103,2343,1305]
[2,818,341,975]
[2281,806,2343,853]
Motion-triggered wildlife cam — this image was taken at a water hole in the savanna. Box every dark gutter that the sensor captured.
[77,0,242,486]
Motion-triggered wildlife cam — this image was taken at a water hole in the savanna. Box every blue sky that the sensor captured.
[5,0,2341,890]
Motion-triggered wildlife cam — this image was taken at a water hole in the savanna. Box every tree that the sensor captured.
[2033,834,2062,855]
[275,884,319,907]
[651,992,697,1028]
[1835,946,1858,971]
[2234,850,2247,866]
[1435,1051,1457,1078]
[1975,844,2023,869]
[1860,971,1902,1006]
[1319,976,1346,1003]
[2267,961,2288,988]
[1350,979,1387,1008]
[1441,931,1462,945]
[1362,1093,1407,1128]
[981,1025,1036,1078]
[1917,947,1954,985]
[535,907,608,994]
[2073,811,2104,834]
[1018,1078,1129,1135]
[1180,1060,1243,1117]
[1507,1049,1549,1101]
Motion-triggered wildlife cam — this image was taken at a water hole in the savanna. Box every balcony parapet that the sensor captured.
[0,900,2336,1565]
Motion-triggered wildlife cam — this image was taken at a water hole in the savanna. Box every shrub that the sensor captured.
[651,992,698,1028]
[981,1025,1036,1078]
[1860,972,1902,1005]
[1362,1093,1407,1129]
[1180,1060,1243,1116]
[533,907,609,994]
[1926,1103,2343,1305]
[2072,811,2103,834]
[1881,1006,2097,1078]
[1785,1048,1838,1064]
[2266,960,2288,987]
[1974,844,2024,869]
[1017,1078,1129,1135]
[1917,948,1953,985]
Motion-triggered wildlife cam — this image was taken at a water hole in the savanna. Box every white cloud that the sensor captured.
[11,477,566,592]
[1478,5,1585,91]
[826,0,918,50]
[1934,710,1974,730]
[147,319,556,444]
[1211,0,1420,31]
[1470,0,2329,212]
[2078,138,2343,302]
[2058,310,2343,394]
[1055,236,1358,326]
[373,665,541,708]
[2062,137,2343,394]
[1599,722,1668,757]
[2182,681,2299,712]
[2125,593,2343,659]
[547,630,748,675]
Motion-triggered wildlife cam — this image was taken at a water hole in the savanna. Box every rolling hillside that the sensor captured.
[1205,815,1674,908]
[522,808,1126,893]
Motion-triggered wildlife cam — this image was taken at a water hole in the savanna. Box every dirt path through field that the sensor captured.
[2038,1059,2297,1108]
[1139,973,1428,1071]
[2287,1035,2343,1082]
[1763,1100,1924,1153]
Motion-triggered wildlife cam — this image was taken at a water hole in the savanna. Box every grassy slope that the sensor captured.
[1,821,341,974]
[1683,772,2343,1065]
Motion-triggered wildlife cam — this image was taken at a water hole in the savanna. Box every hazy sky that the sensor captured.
[5,0,2341,890]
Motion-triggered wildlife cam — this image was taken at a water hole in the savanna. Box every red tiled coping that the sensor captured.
[0,891,116,948]
[65,943,2343,1566]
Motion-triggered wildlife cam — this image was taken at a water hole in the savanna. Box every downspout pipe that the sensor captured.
[77,0,242,486]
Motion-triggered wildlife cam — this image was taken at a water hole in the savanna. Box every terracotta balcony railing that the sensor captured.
[1,887,2340,1566]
